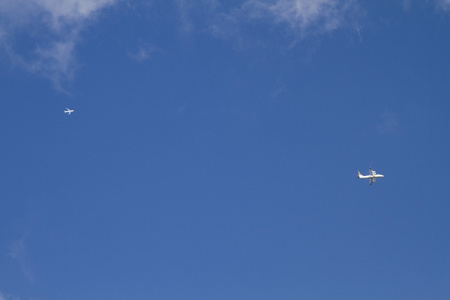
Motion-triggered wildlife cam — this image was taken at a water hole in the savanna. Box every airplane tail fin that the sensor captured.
[357,171,361,178]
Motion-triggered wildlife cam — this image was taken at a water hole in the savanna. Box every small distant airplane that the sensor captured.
[64,108,74,115]
[357,167,384,185]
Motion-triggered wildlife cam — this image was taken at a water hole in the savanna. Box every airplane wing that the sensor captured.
[370,178,376,185]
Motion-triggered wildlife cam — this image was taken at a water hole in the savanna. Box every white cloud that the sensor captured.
[240,0,360,36]
[39,0,115,21]
[0,0,116,30]
[0,0,117,90]
[32,41,77,89]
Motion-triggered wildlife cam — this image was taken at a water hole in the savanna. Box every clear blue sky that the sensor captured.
[1,1,450,299]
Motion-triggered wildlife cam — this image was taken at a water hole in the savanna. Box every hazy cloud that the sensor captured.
[243,0,360,34]
[0,0,115,28]
[204,0,361,49]
[403,0,450,11]
[31,41,77,90]
[232,0,361,40]
[128,44,161,63]
[0,290,19,300]
[9,239,34,283]
[173,0,221,35]
[437,0,450,10]
[174,0,195,34]
[377,110,399,134]
[402,0,411,11]
[0,0,117,90]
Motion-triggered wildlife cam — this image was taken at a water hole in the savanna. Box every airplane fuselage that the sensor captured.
[358,174,384,179]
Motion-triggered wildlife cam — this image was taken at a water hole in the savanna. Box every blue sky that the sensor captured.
[1,0,450,299]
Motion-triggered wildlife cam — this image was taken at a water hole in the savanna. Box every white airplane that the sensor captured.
[64,108,74,115]
[357,167,384,185]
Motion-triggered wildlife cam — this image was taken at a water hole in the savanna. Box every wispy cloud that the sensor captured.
[437,0,450,10]
[128,43,162,63]
[9,239,34,283]
[403,0,450,12]
[377,110,399,135]
[0,0,117,90]
[31,41,77,89]
[174,0,195,34]
[203,0,362,49]
[0,290,19,300]
[242,0,360,34]
[135,1,361,53]
[402,0,412,11]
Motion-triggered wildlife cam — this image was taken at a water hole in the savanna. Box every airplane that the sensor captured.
[357,167,384,185]
[64,108,74,115]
